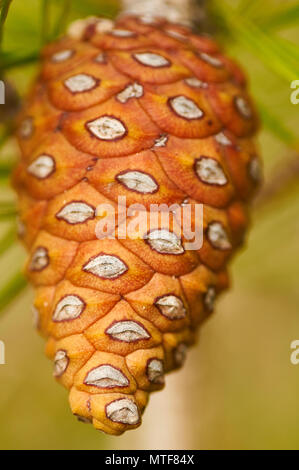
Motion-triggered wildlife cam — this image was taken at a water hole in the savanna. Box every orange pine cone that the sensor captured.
[13,14,262,435]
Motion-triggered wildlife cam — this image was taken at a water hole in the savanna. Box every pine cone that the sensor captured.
[13,15,262,435]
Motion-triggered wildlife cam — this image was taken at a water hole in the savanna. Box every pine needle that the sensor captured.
[257,102,298,151]
[0,202,17,219]
[0,224,16,256]
[0,0,12,52]
[236,0,259,15]
[212,0,299,83]
[52,0,71,38]
[41,0,50,45]
[256,3,299,31]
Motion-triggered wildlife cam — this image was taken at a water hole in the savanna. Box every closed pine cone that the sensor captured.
[13,14,262,435]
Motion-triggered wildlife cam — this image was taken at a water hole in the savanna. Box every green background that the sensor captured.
[0,0,298,450]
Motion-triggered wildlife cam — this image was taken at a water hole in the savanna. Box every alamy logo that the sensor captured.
[0,80,6,363]
[0,340,5,365]
[0,80,5,105]
[290,340,299,365]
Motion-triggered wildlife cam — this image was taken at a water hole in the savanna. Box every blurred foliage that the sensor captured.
[0,0,298,450]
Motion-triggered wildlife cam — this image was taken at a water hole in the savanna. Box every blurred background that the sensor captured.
[0,0,298,450]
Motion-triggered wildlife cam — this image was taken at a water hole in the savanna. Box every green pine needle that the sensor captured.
[41,0,50,45]
[0,0,298,319]
[52,0,71,39]
[257,102,298,151]
[0,50,39,71]
[0,224,16,255]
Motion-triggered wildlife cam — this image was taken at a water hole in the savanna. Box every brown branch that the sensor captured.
[254,152,299,209]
